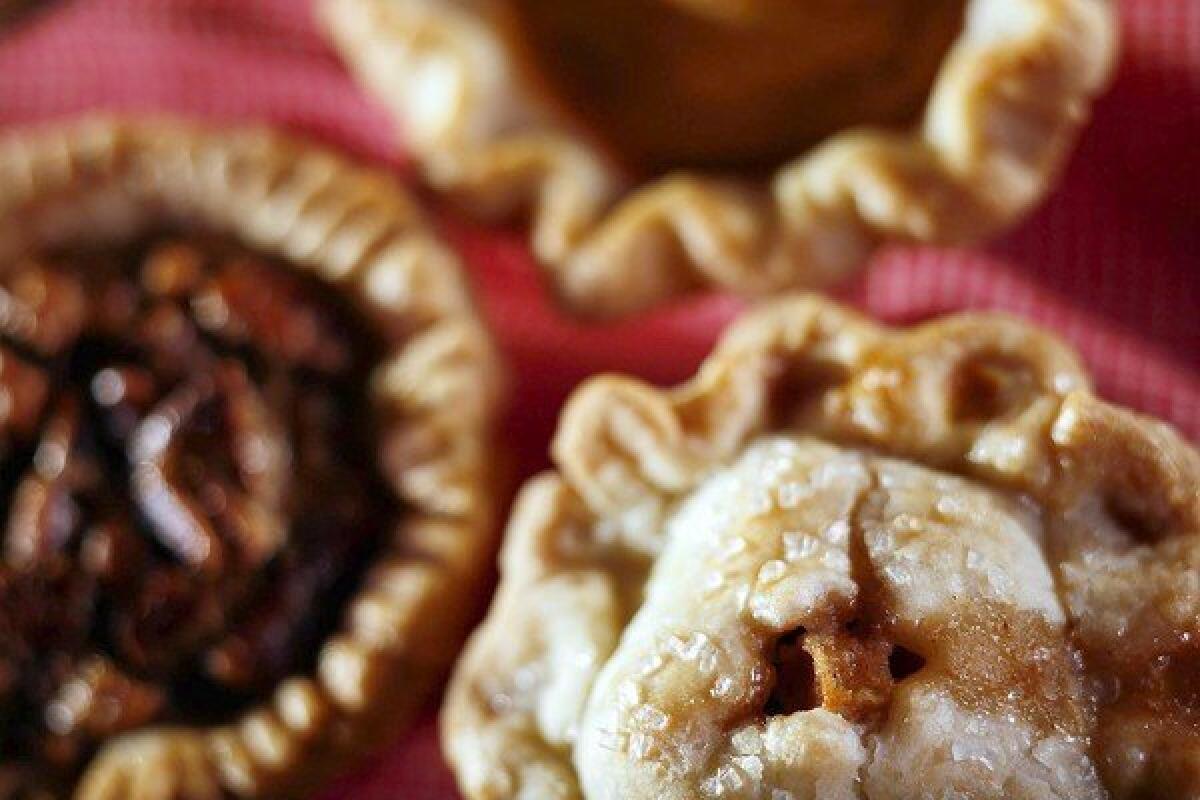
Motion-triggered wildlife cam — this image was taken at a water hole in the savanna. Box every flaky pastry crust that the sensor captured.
[442,295,1199,799]
[322,0,1117,317]
[0,117,503,798]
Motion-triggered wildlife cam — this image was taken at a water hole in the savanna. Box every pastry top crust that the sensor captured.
[322,0,1118,317]
[442,295,1200,799]
[0,117,503,798]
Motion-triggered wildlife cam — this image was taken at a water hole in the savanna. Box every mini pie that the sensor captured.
[0,118,502,798]
[443,295,1200,799]
[322,0,1118,317]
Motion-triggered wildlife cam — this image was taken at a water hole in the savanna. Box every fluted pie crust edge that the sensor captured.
[322,0,1118,317]
[0,117,503,798]
[441,294,1199,799]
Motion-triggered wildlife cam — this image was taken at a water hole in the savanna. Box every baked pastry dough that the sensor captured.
[0,118,502,798]
[443,295,1200,799]
[322,0,1118,316]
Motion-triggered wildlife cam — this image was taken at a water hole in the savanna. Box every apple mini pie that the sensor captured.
[444,296,1199,799]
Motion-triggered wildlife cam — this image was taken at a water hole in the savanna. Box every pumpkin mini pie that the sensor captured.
[322,0,1118,317]
[0,118,502,798]
[443,295,1200,799]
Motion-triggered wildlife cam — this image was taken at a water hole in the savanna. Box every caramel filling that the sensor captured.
[0,238,397,793]
[506,0,967,174]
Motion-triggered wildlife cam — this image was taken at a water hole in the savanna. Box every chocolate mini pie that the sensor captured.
[0,119,502,798]
[443,295,1200,799]
[322,0,1118,317]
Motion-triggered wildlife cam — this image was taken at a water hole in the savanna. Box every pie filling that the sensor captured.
[0,238,398,792]
[506,0,967,175]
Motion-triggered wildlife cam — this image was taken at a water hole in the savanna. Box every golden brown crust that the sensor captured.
[0,117,503,798]
[442,294,1199,799]
[321,0,1118,317]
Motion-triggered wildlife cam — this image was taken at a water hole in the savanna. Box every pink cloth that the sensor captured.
[0,1,1197,797]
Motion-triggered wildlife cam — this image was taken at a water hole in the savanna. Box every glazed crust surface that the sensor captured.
[322,0,1118,316]
[0,118,502,798]
[442,295,1200,799]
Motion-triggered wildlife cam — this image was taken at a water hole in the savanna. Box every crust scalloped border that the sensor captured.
[322,0,1118,317]
[441,293,1198,799]
[0,117,503,799]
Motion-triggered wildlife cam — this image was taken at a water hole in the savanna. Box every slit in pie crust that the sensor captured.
[0,118,503,799]
[322,0,1118,317]
[442,294,1200,799]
